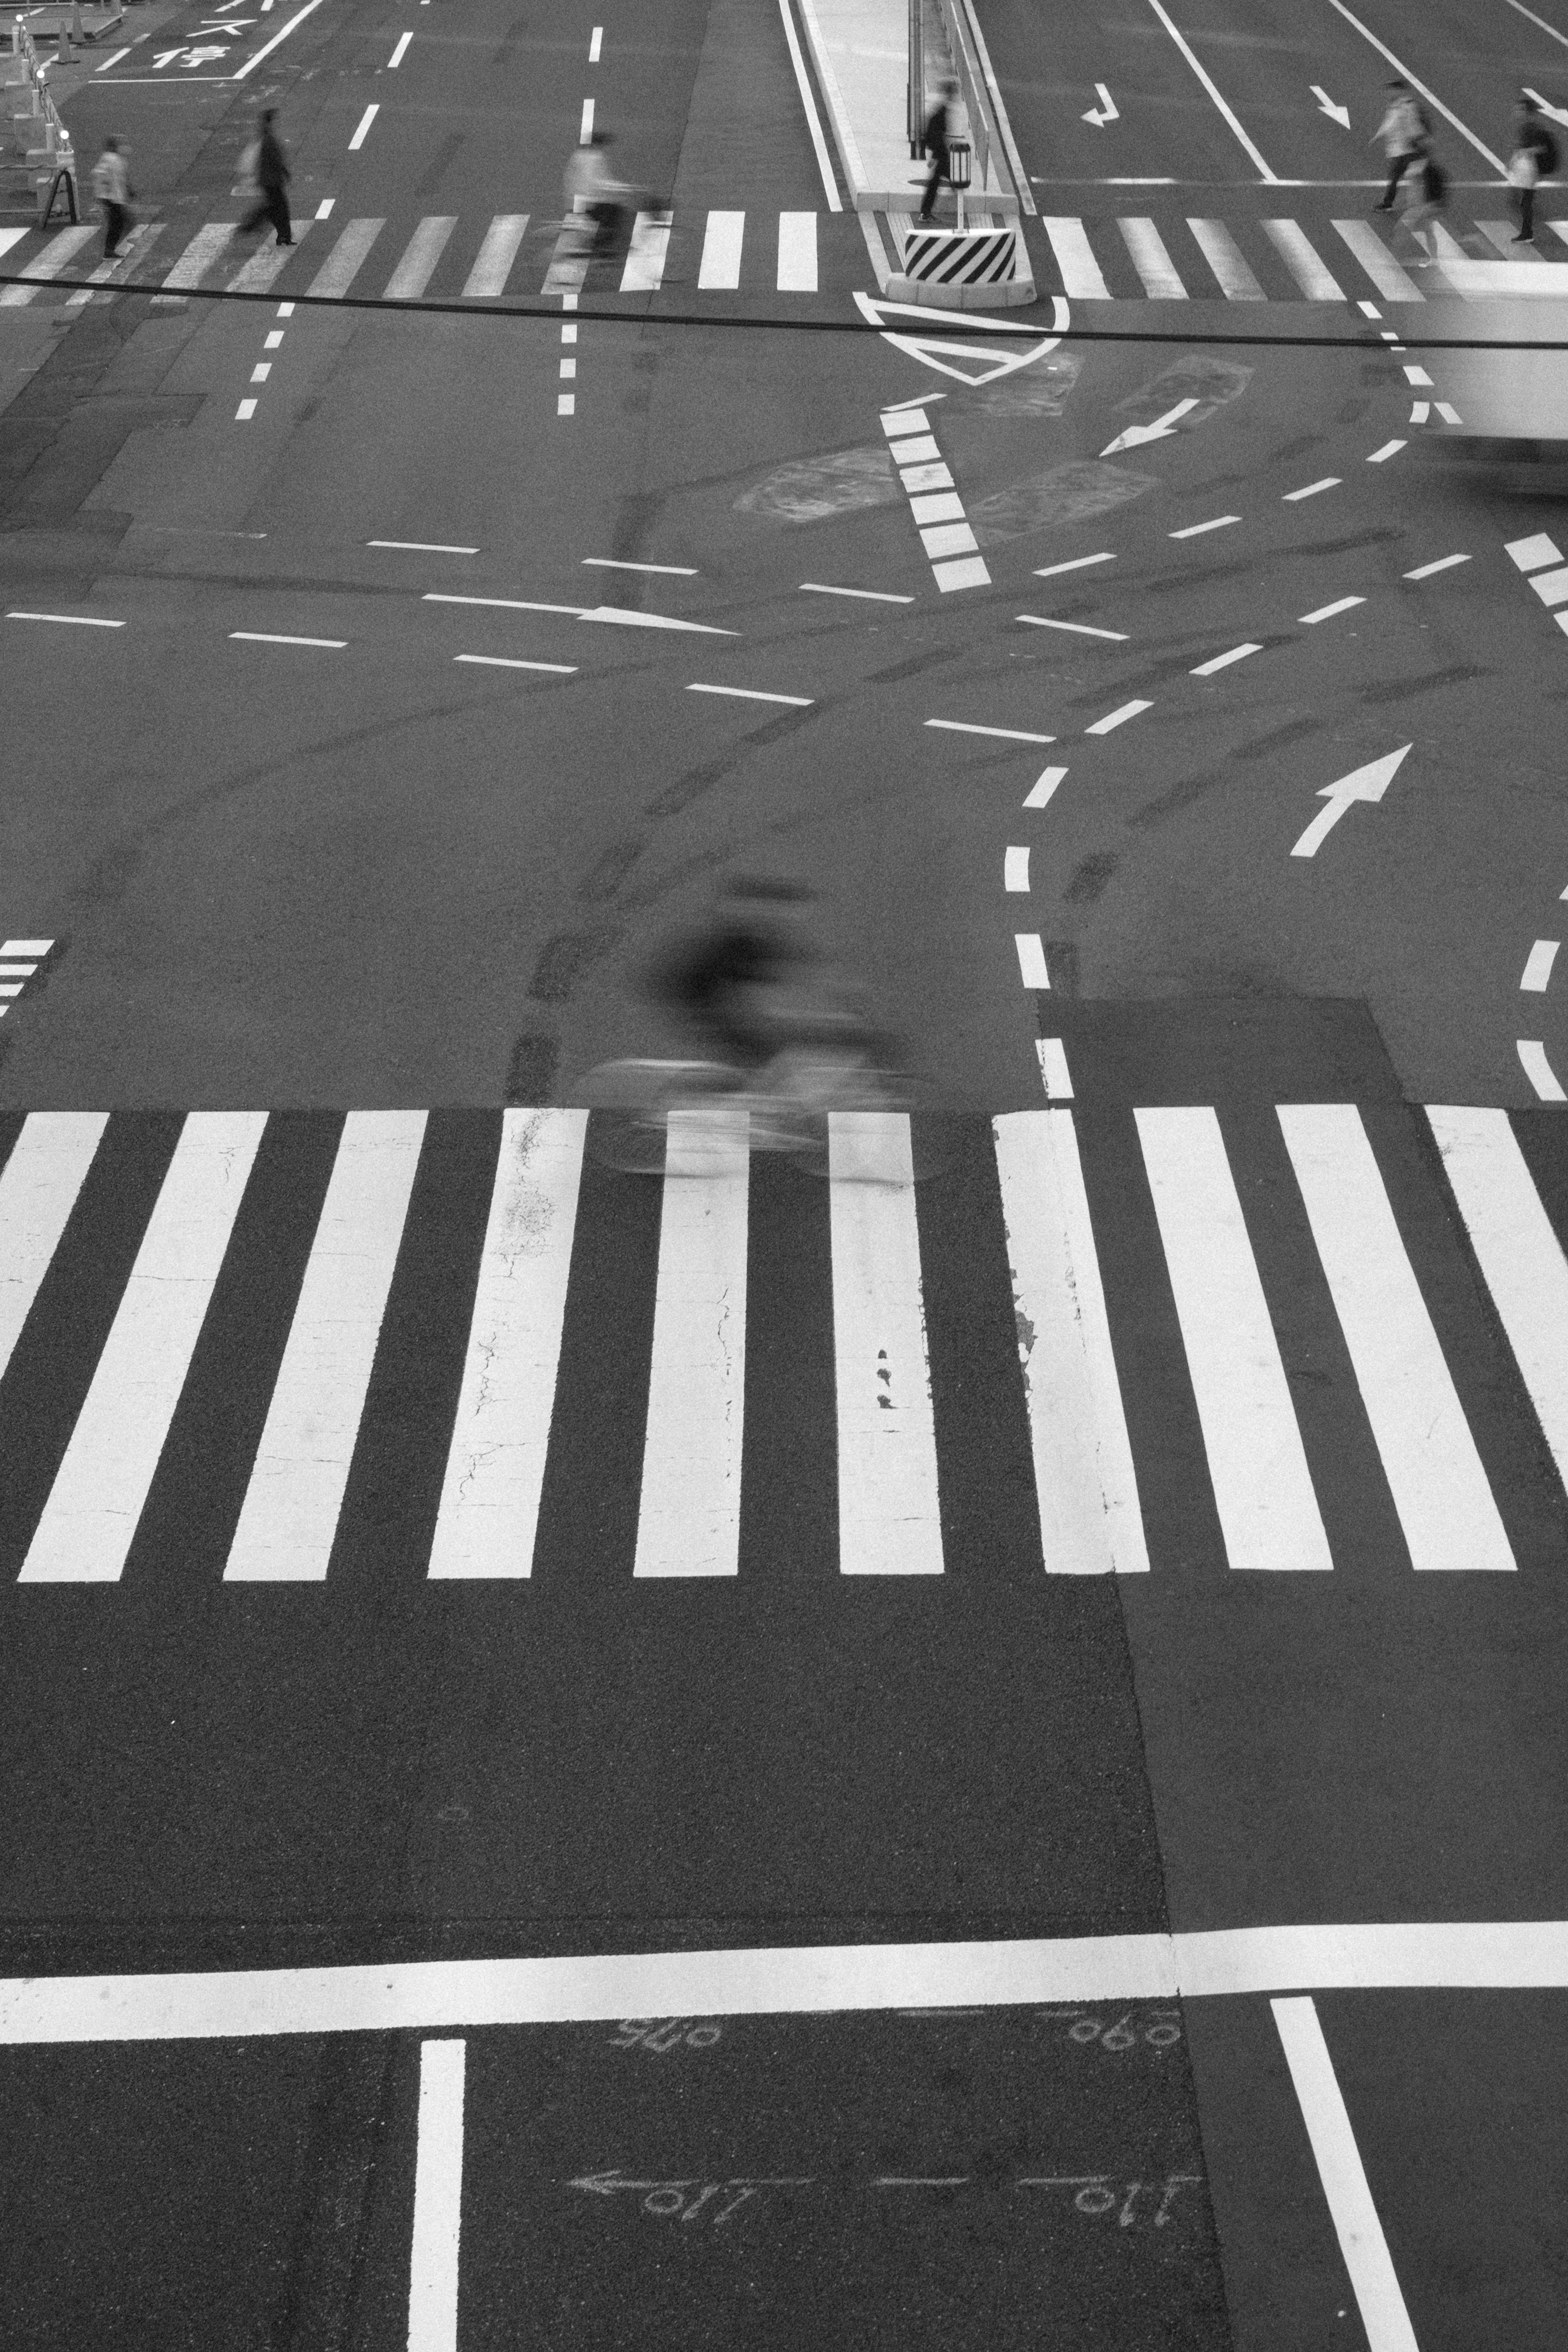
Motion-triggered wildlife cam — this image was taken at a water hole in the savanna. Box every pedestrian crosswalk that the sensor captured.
[1031,208,1568,303]
[0,1102,1564,1590]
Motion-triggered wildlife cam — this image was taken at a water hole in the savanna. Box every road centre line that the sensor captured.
[1017,614,1128,641]
[1323,0,1508,175]
[1191,642,1260,676]
[1169,516,1239,539]
[1085,700,1152,735]
[1284,479,1340,502]
[388,29,411,66]
[800,583,914,603]
[1033,552,1115,577]
[1143,0,1278,181]
[926,720,1055,744]
[1299,597,1364,625]
[6,610,123,628]
[369,540,479,555]
[688,683,813,706]
[1367,441,1405,463]
[1405,553,1469,579]
[585,558,698,576]
[348,104,379,151]
[455,655,577,674]
[229,632,346,648]
[1521,940,1560,991]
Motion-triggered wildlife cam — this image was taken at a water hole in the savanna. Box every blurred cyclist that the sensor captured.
[563,129,629,253]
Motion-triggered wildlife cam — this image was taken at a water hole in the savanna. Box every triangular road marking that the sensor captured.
[854,291,1067,387]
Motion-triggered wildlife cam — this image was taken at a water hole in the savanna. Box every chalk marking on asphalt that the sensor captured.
[408,2041,465,2352]
[1408,402,1430,424]
[636,1104,749,1578]
[19,1114,269,1585]
[0,1116,109,1381]
[1024,765,1067,806]
[1273,1999,1419,2352]
[588,25,602,61]
[1033,552,1115,577]
[348,103,379,150]
[1169,516,1239,539]
[454,655,577,674]
[1277,1102,1515,1572]
[1143,0,1278,180]
[233,0,327,81]
[430,1111,586,1578]
[1017,614,1129,641]
[388,29,411,66]
[1283,477,1340,501]
[1085,699,1152,735]
[1403,552,1469,580]
[1299,596,1364,625]
[1427,1106,1568,1493]
[370,540,479,555]
[585,558,699,576]
[778,0,843,211]
[1015,934,1050,988]
[927,720,1055,743]
[1033,1039,1074,1098]
[1518,1040,1568,1101]
[1322,0,1508,174]
[1366,439,1405,462]
[579,97,595,143]
[1004,847,1029,891]
[800,582,915,603]
[1191,643,1261,676]
[6,611,124,628]
[829,1114,942,1574]
[688,683,813,705]
[229,631,345,647]
[993,1110,1147,1571]
[1521,939,1560,991]
[1138,1108,1331,1572]
[1506,532,1563,571]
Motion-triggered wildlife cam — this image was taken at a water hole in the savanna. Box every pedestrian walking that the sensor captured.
[90,135,134,260]
[236,108,293,246]
[1372,77,1430,211]
[1507,93,1558,244]
[918,77,960,223]
[562,129,629,252]
[1399,142,1449,260]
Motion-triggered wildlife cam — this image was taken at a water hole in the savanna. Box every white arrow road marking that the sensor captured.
[1311,84,1351,127]
[1100,397,1198,455]
[1290,744,1412,859]
[1082,82,1118,126]
[1523,87,1568,129]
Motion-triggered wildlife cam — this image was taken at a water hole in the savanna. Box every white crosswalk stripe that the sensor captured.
[1187,217,1265,299]
[461,213,529,298]
[1040,215,1112,299]
[620,209,673,295]
[1262,218,1344,301]
[3,1102,1565,1589]
[699,208,745,289]
[385,215,457,300]
[1118,216,1186,299]
[307,217,384,298]
[776,210,818,292]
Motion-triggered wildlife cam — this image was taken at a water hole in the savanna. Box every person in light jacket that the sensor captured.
[1372,78,1429,211]
[90,136,132,260]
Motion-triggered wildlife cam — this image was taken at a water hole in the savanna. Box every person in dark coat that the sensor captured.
[918,78,960,224]
[238,108,293,246]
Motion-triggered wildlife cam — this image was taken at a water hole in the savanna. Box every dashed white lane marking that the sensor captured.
[1507,532,1564,572]
[95,44,130,67]
[1519,1041,1568,1101]
[1402,363,1433,386]
[1024,765,1067,806]
[1283,477,1340,501]
[265,330,285,348]
[1408,402,1429,424]
[588,25,602,61]
[1191,642,1261,676]
[6,611,124,628]
[1299,595,1364,624]
[1085,699,1152,735]
[1004,847,1030,891]
[408,2040,466,2352]
[1367,439,1405,462]
[1033,1038,1074,1098]
[584,558,698,576]
[315,197,334,220]
[1015,934,1051,987]
[236,397,258,421]
[800,582,914,603]
[1169,516,1239,538]
[687,683,813,706]
[229,632,347,648]
[454,655,577,674]
[579,97,595,142]
[1017,613,1129,641]
[426,594,580,614]
[249,364,270,383]
[388,28,411,65]
[1521,939,1560,991]
[1434,401,1462,425]
[1272,1998,1420,2352]
[1357,298,1381,317]
[557,394,575,417]
[348,103,379,150]
[369,540,479,555]
[1404,552,1469,580]
[927,719,1055,744]
[1034,552,1115,577]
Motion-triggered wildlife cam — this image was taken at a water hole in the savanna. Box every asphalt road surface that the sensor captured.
[2,0,1568,2345]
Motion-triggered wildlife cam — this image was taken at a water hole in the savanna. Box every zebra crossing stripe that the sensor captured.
[428,1110,586,1580]
[1332,220,1423,302]
[225,1111,427,1581]
[1118,217,1186,299]
[1137,1108,1331,1572]
[307,218,385,299]
[19,1114,268,1585]
[226,220,311,294]
[699,209,744,289]
[1278,1105,1515,1573]
[621,210,673,295]
[1040,216,1111,299]
[0,1114,108,1380]
[385,216,457,301]
[0,225,97,306]
[1263,218,1344,301]
[159,222,236,292]
[461,214,529,298]
[777,211,818,292]
[1187,218,1265,300]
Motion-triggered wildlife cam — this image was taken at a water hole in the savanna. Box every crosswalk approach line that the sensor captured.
[461,214,528,297]
[385,216,457,299]
[427,1111,586,1580]
[0,1114,109,1381]
[19,1114,268,1585]
[634,1106,749,1578]
[225,1110,428,1582]
[829,1114,943,1575]
[1427,1107,1568,1500]
[1277,1105,1515,1573]
[1136,1109,1331,1572]
[993,1111,1148,1575]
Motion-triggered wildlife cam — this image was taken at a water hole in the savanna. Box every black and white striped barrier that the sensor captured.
[888,221,1034,310]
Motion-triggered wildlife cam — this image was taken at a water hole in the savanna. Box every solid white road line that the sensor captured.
[429,1111,585,1578]
[385,217,457,300]
[6,610,123,627]
[1262,218,1344,300]
[1283,478,1341,502]
[229,632,346,647]
[1085,699,1151,734]
[233,0,328,81]
[308,218,385,296]
[777,211,818,291]
[1506,532,1562,571]
[829,1114,942,1573]
[1366,441,1406,462]
[1332,220,1423,301]
[1278,1103,1515,1571]
[585,559,699,575]
[621,210,672,293]
[1427,1106,1568,1495]
[1017,614,1128,640]
[687,682,813,705]
[1323,0,1507,174]
[1169,516,1238,538]
[388,28,412,66]
[19,1114,267,1584]
[369,540,479,555]
[1144,0,1278,179]
[1034,552,1115,577]
[777,0,842,210]
[994,1110,1148,1574]
[1518,1040,1568,1101]
[1015,934,1050,987]
[426,594,581,615]
[1004,847,1029,891]
[95,45,130,68]
[1191,642,1261,676]
[348,103,379,150]
[225,1111,427,1580]
[699,209,745,288]
[1299,596,1364,624]
[635,1104,748,1578]
[800,582,914,603]
[1118,217,1186,298]
[1138,1108,1331,1572]
[0,1115,109,1381]
[1023,765,1066,806]
[1272,1999,1419,2352]
[454,655,577,673]
[1188,216,1265,297]
[1040,217,1111,298]
[461,214,528,297]
[927,720,1055,742]
[408,2041,466,2352]
[1521,939,1559,990]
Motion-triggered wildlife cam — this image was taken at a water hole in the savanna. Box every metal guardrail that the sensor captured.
[6,15,79,223]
